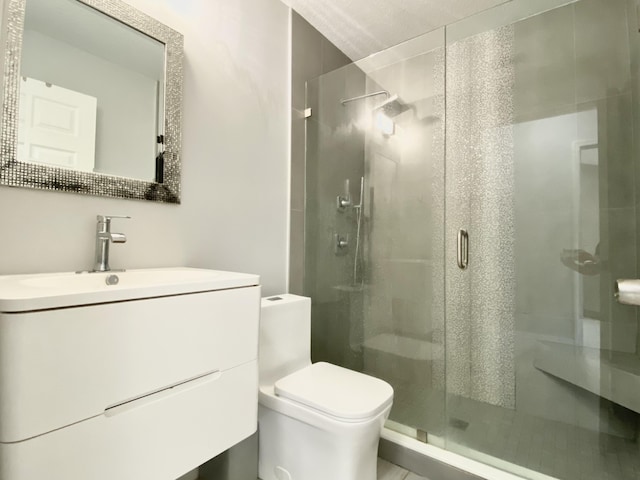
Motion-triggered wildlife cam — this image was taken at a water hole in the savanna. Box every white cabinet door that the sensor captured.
[18,77,97,172]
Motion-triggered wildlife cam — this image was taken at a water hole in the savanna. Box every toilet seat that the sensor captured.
[274,362,393,422]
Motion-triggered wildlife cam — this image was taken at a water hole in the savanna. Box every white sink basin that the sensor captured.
[0,267,259,312]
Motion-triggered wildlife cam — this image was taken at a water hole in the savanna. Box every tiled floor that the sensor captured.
[378,458,430,480]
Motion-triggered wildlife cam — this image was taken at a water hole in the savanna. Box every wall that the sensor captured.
[1,0,291,479]
[0,0,290,298]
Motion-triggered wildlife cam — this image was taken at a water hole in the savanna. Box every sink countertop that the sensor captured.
[0,267,260,312]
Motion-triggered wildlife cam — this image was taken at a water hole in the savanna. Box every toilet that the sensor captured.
[258,294,393,480]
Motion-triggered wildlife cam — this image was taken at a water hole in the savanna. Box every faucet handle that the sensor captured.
[97,215,132,222]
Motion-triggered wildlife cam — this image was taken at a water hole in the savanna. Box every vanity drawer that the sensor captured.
[0,360,258,480]
[0,285,260,443]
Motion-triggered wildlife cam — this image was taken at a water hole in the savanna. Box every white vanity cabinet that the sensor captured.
[0,268,260,480]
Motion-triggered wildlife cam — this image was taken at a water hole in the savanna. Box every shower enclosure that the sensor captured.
[302,0,640,479]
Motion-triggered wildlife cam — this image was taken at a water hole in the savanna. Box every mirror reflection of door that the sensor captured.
[19,0,165,182]
[18,77,97,172]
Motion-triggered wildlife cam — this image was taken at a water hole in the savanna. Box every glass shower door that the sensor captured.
[443,1,640,479]
[303,0,640,478]
[304,33,448,441]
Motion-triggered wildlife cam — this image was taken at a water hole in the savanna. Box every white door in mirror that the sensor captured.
[18,77,97,172]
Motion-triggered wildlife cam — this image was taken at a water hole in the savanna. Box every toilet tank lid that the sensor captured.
[274,362,393,421]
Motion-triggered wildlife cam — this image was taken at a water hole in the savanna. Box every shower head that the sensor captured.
[374,95,409,118]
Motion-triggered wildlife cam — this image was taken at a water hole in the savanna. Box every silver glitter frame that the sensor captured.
[1,0,184,203]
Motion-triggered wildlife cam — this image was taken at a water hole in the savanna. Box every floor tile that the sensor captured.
[405,473,431,480]
[378,458,409,480]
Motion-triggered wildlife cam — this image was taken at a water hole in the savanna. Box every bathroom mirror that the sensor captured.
[0,0,184,203]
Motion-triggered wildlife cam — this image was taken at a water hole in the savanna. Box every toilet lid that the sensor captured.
[274,362,393,421]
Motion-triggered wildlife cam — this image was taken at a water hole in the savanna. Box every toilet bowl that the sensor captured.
[258,294,393,480]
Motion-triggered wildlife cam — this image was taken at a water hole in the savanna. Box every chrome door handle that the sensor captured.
[457,229,469,270]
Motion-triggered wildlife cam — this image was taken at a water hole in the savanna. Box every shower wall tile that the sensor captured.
[290,107,306,211]
[366,149,399,337]
[365,260,394,338]
[366,52,439,119]
[289,209,304,295]
[317,69,348,129]
[603,94,636,207]
[603,206,638,351]
[366,150,398,250]
[390,261,432,339]
[305,75,320,114]
[513,4,575,119]
[322,39,352,76]
[391,298,431,341]
[630,0,640,359]
[513,110,577,337]
[361,45,446,421]
[516,207,575,322]
[390,261,431,302]
[391,124,436,261]
[292,12,322,110]
[579,94,635,210]
[574,0,632,103]
[581,92,639,353]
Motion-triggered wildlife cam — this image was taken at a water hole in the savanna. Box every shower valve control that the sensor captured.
[337,195,352,210]
[334,234,349,255]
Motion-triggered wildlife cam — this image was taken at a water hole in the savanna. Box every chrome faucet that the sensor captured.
[93,215,131,272]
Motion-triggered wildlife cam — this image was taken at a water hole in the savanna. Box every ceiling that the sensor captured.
[280,0,512,60]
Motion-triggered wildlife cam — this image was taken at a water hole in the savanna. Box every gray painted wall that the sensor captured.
[1,1,290,478]
[0,0,290,298]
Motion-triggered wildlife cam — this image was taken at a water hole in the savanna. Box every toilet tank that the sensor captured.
[259,295,311,387]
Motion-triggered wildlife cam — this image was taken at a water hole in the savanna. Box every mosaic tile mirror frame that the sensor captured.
[0,0,184,203]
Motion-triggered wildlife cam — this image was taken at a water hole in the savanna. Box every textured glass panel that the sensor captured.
[445,25,516,410]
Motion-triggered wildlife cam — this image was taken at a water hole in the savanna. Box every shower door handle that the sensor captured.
[457,229,469,270]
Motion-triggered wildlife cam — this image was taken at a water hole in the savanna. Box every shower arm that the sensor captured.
[340,90,390,106]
